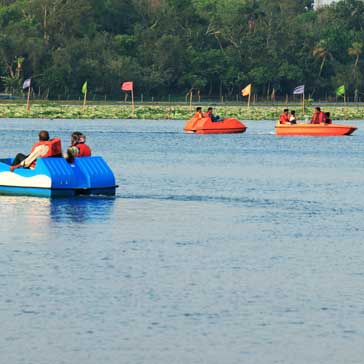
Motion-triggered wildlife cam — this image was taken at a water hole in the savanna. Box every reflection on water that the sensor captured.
[0,195,115,243]
[49,196,116,223]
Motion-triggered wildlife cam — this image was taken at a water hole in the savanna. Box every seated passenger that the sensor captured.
[325,112,332,124]
[311,107,326,124]
[10,130,61,171]
[279,109,290,124]
[65,131,91,163]
[289,110,297,125]
[204,107,221,122]
[194,107,204,119]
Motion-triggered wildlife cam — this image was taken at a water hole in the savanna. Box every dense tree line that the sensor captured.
[1,0,364,100]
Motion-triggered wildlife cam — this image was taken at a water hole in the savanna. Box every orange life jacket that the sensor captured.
[194,112,203,119]
[319,112,327,123]
[30,138,62,157]
[311,111,326,124]
[204,111,213,119]
[29,138,62,168]
[279,113,290,124]
[76,143,91,157]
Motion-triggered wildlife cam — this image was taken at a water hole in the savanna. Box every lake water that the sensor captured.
[1,118,364,364]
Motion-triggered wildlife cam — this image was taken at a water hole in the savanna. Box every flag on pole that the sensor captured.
[293,85,305,95]
[22,78,31,89]
[241,83,252,96]
[336,85,345,96]
[82,81,88,95]
[121,81,134,91]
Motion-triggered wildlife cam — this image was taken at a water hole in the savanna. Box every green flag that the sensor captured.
[336,85,345,96]
[82,81,88,95]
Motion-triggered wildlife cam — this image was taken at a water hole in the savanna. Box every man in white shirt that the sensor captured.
[10,130,50,171]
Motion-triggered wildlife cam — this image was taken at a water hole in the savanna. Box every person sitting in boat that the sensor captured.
[279,109,291,124]
[325,112,332,124]
[289,110,297,125]
[65,131,91,163]
[204,107,221,122]
[310,107,326,124]
[10,130,60,172]
[194,107,204,119]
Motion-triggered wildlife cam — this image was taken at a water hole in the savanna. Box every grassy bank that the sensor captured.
[1,101,364,120]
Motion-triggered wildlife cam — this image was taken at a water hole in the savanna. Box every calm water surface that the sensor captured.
[1,118,364,364]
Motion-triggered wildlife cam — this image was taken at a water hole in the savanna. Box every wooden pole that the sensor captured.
[26,86,31,112]
[302,93,305,115]
[131,89,135,113]
[247,93,251,110]
[189,90,193,112]
[83,90,87,111]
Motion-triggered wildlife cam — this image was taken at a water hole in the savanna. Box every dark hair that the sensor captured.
[316,107,321,111]
[207,107,213,111]
[71,131,84,145]
[291,110,295,114]
[325,112,330,117]
[196,107,202,112]
[284,109,289,112]
[38,130,49,141]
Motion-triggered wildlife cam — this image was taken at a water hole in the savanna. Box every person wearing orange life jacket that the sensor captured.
[204,107,221,122]
[193,107,204,119]
[65,131,91,163]
[310,107,326,124]
[10,130,58,172]
[279,109,291,124]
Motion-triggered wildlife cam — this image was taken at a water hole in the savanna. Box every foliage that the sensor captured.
[1,0,364,99]
[1,101,364,121]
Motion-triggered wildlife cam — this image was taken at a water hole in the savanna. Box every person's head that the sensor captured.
[325,112,330,117]
[207,107,213,112]
[196,107,202,112]
[291,110,295,115]
[283,108,289,114]
[316,107,321,112]
[71,131,86,146]
[38,130,49,141]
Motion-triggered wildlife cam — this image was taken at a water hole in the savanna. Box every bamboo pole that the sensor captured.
[26,86,31,113]
[83,90,87,111]
[131,88,135,113]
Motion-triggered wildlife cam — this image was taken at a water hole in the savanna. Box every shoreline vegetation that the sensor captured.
[1,101,364,121]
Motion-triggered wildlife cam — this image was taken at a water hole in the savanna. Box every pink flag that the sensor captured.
[121,81,133,91]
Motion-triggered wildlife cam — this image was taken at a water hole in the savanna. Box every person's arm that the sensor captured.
[10,145,48,171]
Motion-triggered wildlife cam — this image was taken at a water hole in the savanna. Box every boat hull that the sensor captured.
[184,117,247,134]
[0,156,117,197]
[275,123,357,136]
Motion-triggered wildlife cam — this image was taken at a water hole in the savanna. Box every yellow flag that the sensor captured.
[241,83,252,96]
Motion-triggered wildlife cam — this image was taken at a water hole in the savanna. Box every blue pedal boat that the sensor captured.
[0,156,117,197]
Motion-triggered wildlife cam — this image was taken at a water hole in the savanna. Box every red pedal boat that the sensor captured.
[184,117,247,134]
[275,123,357,136]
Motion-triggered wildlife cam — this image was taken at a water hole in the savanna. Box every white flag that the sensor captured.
[293,85,304,95]
[22,78,31,89]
